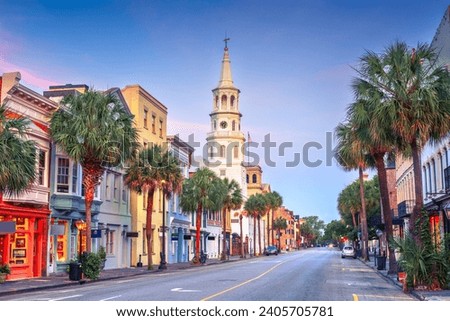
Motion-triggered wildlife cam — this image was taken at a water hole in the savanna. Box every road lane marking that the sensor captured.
[200,261,285,301]
[171,288,201,293]
[353,294,359,301]
[101,295,122,301]
[49,294,83,301]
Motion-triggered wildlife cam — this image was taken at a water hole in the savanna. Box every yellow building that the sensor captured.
[121,85,168,267]
[244,164,271,251]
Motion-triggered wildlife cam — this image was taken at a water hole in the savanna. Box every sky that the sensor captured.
[1,0,449,224]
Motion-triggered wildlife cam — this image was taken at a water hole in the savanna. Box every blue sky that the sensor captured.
[1,0,449,223]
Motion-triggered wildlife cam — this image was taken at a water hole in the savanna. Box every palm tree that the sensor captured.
[265,191,283,246]
[220,178,243,261]
[345,69,401,273]
[337,182,359,229]
[0,104,36,201]
[124,145,183,269]
[354,41,450,240]
[180,168,224,263]
[272,217,287,251]
[234,210,248,258]
[244,194,266,256]
[50,90,139,253]
[335,121,370,261]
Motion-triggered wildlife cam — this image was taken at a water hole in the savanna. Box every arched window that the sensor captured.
[209,146,214,158]
[220,145,225,158]
[423,166,428,195]
[221,95,227,109]
[215,96,219,109]
[213,120,217,130]
[432,159,437,193]
[230,95,235,109]
[232,120,236,131]
[246,174,249,184]
[252,174,257,183]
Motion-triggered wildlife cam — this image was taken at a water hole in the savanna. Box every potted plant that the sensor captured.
[98,246,107,270]
[0,263,11,283]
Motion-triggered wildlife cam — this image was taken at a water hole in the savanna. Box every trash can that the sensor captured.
[69,262,82,281]
[376,256,386,270]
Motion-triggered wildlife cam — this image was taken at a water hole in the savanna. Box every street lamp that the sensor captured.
[159,181,167,270]
[75,220,86,262]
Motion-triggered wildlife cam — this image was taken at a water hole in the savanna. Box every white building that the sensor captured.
[204,42,249,256]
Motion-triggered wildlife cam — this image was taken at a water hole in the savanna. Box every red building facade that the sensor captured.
[0,72,57,280]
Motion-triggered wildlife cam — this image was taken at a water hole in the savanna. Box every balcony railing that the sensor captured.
[397,200,414,218]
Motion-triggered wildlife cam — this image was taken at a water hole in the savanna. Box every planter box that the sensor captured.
[398,271,406,284]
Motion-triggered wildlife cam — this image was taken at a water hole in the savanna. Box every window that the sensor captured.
[142,227,147,254]
[220,145,225,158]
[106,229,115,255]
[232,120,236,131]
[252,174,257,183]
[230,95,235,108]
[114,174,120,201]
[215,96,219,109]
[246,174,249,184]
[221,95,227,109]
[213,120,217,130]
[38,150,46,186]
[152,115,156,133]
[159,119,163,137]
[122,178,127,202]
[105,173,111,200]
[72,163,78,194]
[220,169,226,176]
[432,159,437,193]
[143,108,148,129]
[57,158,70,193]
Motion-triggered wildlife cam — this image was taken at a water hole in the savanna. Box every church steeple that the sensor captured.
[217,37,236,89]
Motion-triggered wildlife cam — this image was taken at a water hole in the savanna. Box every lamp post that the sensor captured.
[159,181,167,270]
[75,220,86,262]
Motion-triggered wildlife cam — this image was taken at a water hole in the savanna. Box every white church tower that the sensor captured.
[206,39,249,253]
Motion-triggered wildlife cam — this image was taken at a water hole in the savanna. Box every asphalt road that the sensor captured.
[3,248,415,301]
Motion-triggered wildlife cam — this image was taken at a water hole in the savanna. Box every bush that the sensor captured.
[0,263,11,274]
[81,252,102,280]
[393,211,449,290]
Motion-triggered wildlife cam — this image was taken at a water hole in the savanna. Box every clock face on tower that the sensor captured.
[220,121,228,129]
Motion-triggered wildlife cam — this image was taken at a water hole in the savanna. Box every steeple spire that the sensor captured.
[217,37,235,89]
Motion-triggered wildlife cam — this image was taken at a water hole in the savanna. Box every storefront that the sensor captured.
[0,204,50,280]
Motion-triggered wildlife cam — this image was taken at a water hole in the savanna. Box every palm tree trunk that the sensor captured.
[239,214,244,258]
[271,210,275,246]
[358,166,369,261]
[411,140,424,242]
[374,153,398,274]
[267,210,270,246]
[146,189,155,269]
[195,204,202,263]
[253,215,257,257]
[258,216,262,255]
[351,210,357,229]
[221,208,227,260]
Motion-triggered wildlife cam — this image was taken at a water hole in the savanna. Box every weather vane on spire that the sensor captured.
[224,36,230,49]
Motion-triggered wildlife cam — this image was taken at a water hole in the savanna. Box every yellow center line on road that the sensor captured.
[353,294,359,301]
[200,260,286,301]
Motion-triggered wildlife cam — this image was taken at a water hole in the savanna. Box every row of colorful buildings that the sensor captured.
[0,44,302,280]
[384,7,450,249]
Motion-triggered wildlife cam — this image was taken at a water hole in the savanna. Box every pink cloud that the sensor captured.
[0,59,58,91]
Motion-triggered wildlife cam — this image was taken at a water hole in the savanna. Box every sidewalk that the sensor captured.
[0,256,241,298]
[361,253,450,301]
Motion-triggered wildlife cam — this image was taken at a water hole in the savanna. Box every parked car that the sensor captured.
[341,245,357,259]
[264,245,278,256]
